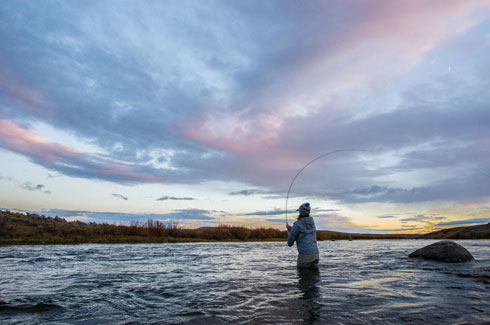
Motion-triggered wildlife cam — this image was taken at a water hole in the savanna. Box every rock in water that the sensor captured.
[409,240,474,263]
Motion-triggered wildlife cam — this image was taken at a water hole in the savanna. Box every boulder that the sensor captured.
[409,240,474,263]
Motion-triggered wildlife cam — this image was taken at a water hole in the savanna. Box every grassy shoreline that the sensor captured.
[1,210,488,245]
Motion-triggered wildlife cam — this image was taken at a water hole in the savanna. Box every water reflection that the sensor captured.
[297,267,321,323]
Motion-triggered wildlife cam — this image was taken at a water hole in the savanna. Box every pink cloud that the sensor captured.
[181,1,490,186]
[185,113,278,155]
[184,112,303,169]
[287,1,490,107]
[0,119,174,183]
[464,201,490,208]
[0,68,52,117]
[0,119,83,162]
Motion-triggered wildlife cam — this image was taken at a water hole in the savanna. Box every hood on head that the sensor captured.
[297,217,316,234]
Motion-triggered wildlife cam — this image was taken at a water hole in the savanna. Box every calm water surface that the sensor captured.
[0,240,489,324]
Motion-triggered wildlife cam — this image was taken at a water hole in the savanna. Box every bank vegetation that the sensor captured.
[1,210,487,245]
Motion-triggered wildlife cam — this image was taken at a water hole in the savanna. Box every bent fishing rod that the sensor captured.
[285,148,490,226]
[285,149,366,225]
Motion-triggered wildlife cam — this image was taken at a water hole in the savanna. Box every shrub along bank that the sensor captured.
[3,210,486,244]
[0,210,289,244]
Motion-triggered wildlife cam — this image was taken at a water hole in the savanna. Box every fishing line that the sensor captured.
[285,148,490,225]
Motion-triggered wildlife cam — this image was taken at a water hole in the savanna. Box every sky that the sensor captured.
[1,0,490,233]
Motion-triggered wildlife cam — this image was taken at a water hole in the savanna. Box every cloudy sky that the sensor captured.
[1,0,489,233]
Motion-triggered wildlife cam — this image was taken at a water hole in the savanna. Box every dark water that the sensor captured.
[0,240,488,324]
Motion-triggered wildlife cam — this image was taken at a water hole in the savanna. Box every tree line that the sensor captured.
[0,210,290,244]
[5,209,484,245]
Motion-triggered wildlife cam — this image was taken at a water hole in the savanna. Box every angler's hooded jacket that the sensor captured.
[287,216,319,255]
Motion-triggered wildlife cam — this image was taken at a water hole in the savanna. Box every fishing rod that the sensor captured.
[285,149,366,225]
[285,148,490,226]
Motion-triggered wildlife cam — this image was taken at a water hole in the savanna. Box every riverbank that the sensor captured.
[1,210,488,245]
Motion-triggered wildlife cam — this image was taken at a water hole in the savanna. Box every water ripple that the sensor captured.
[0,240,489,324]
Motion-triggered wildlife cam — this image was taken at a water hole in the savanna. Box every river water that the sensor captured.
[0,240,488,324]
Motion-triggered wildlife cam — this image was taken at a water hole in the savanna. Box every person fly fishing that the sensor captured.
[286,202,320,268]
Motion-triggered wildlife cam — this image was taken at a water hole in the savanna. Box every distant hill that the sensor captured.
[316,230,418,240]
[416,223,490,239]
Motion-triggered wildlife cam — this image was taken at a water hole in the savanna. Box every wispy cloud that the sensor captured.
[157,209,214,220]
[400,215,446,222]
[20,182,45,191]
[229,189,263,196]
[244,209,291,216]
[265,218,288,223]
[156,196,194,201]
[437,218,490,226]
[377,212,416,219]
[399,214,447,228]
[366,228,423,232]
[314,209,341,213]
[20,182,52,194]
[112,193,128,201]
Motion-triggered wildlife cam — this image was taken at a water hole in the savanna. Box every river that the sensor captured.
[0,240,489,324]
